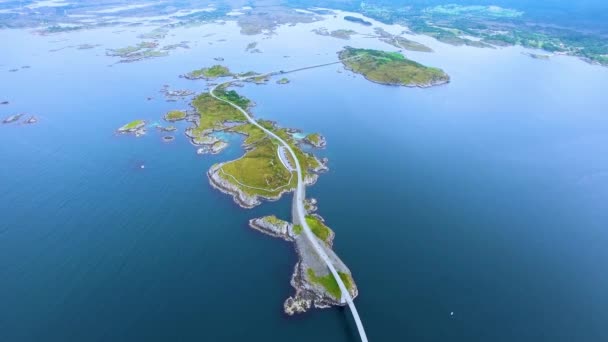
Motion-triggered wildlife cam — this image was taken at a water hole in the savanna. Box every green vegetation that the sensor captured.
[119,119,145,131]
[277,77,290,84]
[293,224,303,235]
[195,87,324,200]
[191,93,245,135]
[220,137,296,196]
[230,123,267,145]
[307,268,354,299]
[185,65,232,80]
[215,88,251,109]
[340,47,449,87]
[264,215,284,226]
[305,215,331,243]
[306,133,321,144]
[356,3,608,66]
[423,5,523,18]
[165,110,186,121]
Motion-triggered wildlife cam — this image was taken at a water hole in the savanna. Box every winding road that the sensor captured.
[209,59,368,342]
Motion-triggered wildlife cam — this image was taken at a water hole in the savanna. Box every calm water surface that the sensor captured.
[1,13,607,341]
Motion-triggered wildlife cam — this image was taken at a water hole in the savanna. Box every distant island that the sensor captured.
[183,65,232,80]
[344,16,372,26]
[339,47,450,87]
[374,28,433,53]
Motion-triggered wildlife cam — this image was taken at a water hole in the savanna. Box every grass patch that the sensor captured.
[307,268,354,299]
[215,88,251,109]
[165,110,186,120]
[305,215,331,243]
[120,119,144,131]
[264,215,284,225]
[191,93,245,134]
[306,133,322,145]
[231,123,267,145]
[220,138,295,196]
[293,224,303,235]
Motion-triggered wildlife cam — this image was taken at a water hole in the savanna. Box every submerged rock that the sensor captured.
[3,113,24,124]
[24,116,38,124]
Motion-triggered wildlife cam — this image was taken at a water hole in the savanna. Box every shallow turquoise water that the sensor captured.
[1,18,608,341]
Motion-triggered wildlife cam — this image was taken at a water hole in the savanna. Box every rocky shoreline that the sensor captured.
[207,154,327,209]
[207,163,296,208]
[343,61,450,88]
[248,215,358,315]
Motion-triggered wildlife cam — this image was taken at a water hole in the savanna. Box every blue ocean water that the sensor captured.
[1,17,608,342]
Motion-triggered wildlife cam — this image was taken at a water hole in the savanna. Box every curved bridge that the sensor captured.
[210,59,368,342]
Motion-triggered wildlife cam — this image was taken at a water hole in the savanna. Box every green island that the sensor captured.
[339,47,449,87]
[164,110,186,121]
[277,77,290,84]
[117,119,146,137]
[307,268,354,300]
[118,119,145,132]
[184,65,233,80]
[304,133,326,148]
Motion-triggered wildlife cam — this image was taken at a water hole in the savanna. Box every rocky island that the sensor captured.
[182,65,232,80]
[117,119,146,136]
[339,47,450,87]
[304,133,327,148]
[3,113,24,124]
[164,110,187,122]
[24,116,38,124]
